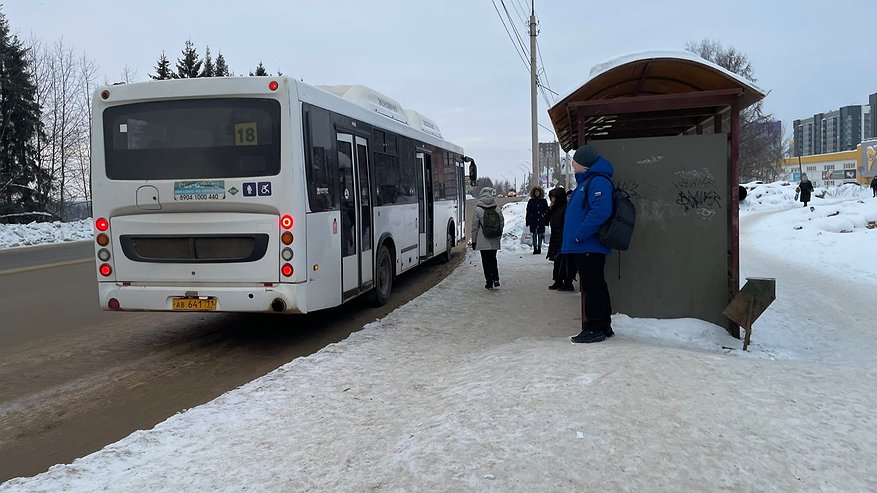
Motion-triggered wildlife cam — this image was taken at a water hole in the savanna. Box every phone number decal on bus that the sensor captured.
[174,181,226,201]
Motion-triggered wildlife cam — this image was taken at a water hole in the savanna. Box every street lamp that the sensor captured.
[517,162,531,193]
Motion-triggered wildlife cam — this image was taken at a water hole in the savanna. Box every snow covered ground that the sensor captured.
[0,219,92,249]
[1,181,876,491]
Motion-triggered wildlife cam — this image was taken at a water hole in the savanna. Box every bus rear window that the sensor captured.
[103,98,281,180]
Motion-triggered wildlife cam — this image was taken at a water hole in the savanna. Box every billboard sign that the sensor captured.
[861,138,877,177]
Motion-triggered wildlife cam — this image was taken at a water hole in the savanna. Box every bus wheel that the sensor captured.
[369,245,393,306]
[441,229,454,263]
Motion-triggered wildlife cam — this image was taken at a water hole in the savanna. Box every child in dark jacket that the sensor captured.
[525,186,548,254]
[544,186,575,291]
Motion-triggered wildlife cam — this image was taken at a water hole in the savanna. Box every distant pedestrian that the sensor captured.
[525,186,548,255]
[870,175,877,198]
[562,145,615,344]
[545,186,575,291]
[797,173,814,207]
[472,187,505,289]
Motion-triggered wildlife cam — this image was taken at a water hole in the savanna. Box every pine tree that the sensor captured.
[0,9,47,222]
[151,51,175,80]
[214,52,230,76]
[249,61,268,76]
[199,45,215,77]
[175,39,202,78]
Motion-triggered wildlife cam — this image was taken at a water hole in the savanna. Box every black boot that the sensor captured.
[548,281,562,290]
[571,329,606,344]
[485,281,493,290]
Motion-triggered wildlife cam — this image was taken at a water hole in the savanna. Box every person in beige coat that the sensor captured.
[471,187,505,289]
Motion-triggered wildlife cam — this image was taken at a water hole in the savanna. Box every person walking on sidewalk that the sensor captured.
[562,145,615,343]
[472,187,505,289]
[525,186,548,255]
[545,186,575,291]
[797,173,814,207]
[870,175,877,198]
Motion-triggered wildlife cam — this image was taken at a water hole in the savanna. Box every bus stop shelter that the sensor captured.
[549,51,766,337]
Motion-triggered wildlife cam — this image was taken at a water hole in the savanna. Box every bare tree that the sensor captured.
[474,177,495,191]
[68,53,98,205]
[120,64,137,84]
[28,38,96,220]
[686,39,784,182]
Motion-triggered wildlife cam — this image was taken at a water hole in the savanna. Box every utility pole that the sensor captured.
[529,0,539,189]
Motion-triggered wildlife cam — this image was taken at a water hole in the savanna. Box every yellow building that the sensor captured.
[782,147,863,186]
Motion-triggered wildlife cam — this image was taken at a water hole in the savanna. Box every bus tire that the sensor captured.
[440,228,454,263]
[369,245,394,306]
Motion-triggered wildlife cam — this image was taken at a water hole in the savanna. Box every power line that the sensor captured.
[490,0,529,70]
[499,0,530,61]
[509,0,528,27]
[535,38,556,104]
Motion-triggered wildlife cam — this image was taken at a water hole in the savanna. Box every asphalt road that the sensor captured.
[0,240,465,482]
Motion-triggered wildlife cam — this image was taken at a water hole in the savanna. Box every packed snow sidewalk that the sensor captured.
[2,189,877,492]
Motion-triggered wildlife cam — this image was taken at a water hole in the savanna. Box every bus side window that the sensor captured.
[304,106,337,211]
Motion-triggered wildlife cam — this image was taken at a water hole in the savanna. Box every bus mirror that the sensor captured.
[468,160,477,187]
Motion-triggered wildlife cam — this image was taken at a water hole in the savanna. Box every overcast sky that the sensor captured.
[6,0,876,184]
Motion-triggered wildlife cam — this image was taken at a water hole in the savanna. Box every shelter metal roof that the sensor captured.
[549,51,767,152]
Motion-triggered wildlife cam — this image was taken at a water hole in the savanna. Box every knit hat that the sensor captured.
[572,145,599,167]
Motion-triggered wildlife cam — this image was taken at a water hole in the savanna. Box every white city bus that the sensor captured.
[91,77,469,313]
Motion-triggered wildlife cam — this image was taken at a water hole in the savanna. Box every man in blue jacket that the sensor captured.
[561,145,614,343]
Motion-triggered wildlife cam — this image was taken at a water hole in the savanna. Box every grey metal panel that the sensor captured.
[593,134,729,327]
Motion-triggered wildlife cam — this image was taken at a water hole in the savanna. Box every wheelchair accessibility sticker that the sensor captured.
[242,182,272,197]
[174,180,226,201]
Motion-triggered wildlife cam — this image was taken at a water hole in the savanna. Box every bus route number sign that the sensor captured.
[234,122,258,146]
[174,180,226,201]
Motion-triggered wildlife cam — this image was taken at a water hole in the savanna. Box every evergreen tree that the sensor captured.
[214,51,230,76]
[0,9,47,222]
[249,61,268,76]
[175,39,202,78]
[150,51,175,80]
[199,45,215,77]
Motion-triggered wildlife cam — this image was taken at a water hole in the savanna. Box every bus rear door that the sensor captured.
[337,133,373,299]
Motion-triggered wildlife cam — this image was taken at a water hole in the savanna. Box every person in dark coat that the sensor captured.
[870,175,877,198]
[562,145,615,344]
[525,186,548,254]
[545,186,575,291]
[797,173,814,207]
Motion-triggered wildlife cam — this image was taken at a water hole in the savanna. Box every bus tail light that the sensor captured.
[281,231,293,245]
[280,214,294,229]
[99,264,113,277]
[97,248,111,261]
[107,298,120,310]
[95,217,109,231]
[268,80,278,91]
[96,233,109,246]
[281,248,293,261]
[281,264,293,277]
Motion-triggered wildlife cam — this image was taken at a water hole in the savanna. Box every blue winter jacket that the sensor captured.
[561,156,614,255]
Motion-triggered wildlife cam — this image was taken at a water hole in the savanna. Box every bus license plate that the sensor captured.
[172,297,217,311]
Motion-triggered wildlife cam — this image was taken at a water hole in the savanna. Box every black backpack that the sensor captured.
[480,206,503,239]
[581,174,636,251]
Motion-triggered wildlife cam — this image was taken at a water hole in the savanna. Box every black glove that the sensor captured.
[472,242,477,250]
